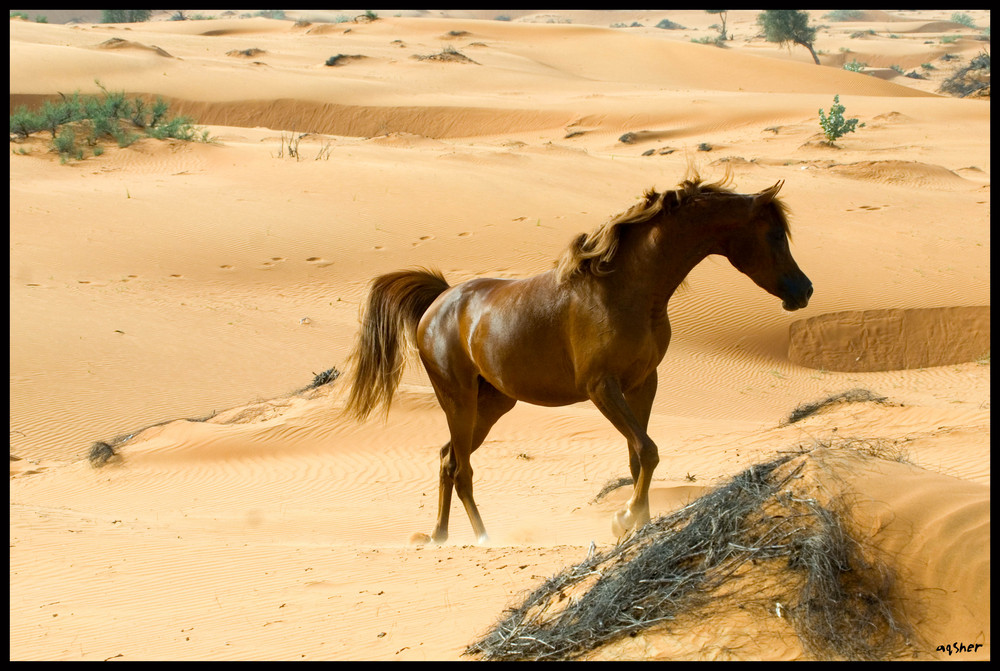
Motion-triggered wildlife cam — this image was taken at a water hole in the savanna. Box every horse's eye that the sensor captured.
[767,228,785,243]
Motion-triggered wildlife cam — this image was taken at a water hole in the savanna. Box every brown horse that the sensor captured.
[343,174,812,544]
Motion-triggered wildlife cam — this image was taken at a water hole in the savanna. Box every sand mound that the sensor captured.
[850,10,911,22]
[412,47,480,64]
[892,20,977,33]
[788,307,990,372]
[94,37,173,58]
[468,446,988,660]
[827,160,971,188]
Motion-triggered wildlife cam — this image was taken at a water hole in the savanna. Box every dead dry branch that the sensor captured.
[466,452,914,661]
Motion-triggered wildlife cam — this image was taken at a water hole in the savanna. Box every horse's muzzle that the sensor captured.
[780,276,813,311]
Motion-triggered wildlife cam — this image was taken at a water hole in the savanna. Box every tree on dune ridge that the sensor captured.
[757,9,821,65]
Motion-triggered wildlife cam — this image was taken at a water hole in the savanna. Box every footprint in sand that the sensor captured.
[412,235,435,247]
[458,231,471,237]
[306,257,334,268]
[260,257,287,270]
[169,274,183,279]
[373,245,385,251]
[219,265,234,270]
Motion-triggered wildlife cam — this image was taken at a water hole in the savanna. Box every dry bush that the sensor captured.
[466,452,914,661]
[782,388,895,425]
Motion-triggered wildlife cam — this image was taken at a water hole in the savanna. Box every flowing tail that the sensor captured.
[343,268,449,421]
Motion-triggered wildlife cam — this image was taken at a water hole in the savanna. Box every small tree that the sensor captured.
[101,10,152,23]
[818,95,865,144]
[706,10,729,40]
[757,9,821,65]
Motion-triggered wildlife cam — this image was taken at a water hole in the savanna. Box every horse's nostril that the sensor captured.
[805,284,814,299]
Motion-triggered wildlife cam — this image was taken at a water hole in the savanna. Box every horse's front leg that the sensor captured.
[588,375,659,537]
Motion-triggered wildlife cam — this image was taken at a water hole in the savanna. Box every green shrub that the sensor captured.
[112,125,140,147]
[691,35,726,47]
[9,86,211,158]
[824,10,863,21]
[951,12,976,29]
[818,95,865,144]
[9,106,43,139]
[53,126,77,156]
[101,10,152,23]
[146,115,198,141]
[656,18,685,30]
[843,59,867,72]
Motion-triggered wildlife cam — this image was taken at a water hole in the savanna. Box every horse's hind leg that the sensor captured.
[430,378,516,544]
[431,440,457,543]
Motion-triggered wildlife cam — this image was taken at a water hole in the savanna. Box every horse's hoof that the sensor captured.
[476,533,490,546]
[410,532,432,546]
[611,509,631,538]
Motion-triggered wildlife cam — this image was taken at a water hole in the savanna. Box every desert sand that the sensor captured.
[10,9,989,660]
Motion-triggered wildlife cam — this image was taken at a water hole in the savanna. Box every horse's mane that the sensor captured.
[554,171,787,284]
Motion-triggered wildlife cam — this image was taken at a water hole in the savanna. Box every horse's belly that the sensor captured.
[485,372,587,407]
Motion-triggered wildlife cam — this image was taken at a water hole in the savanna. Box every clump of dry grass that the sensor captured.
[466,452,914,661]
[782,388,896,425]
[590,476,633,503]
[226,47,266,58]
[412,45,479,64]
[88,411,215,467]
[813,435,912,464]
[88,366,341,466]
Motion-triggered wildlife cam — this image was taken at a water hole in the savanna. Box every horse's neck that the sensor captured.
[609,221,715,316]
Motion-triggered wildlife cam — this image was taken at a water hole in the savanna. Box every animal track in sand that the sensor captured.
[219,265,234,270]
[373,245,385,251]
[259,257,287,269]
[306,257,333,267]
[169,274,183,279]
[847,205,887,212]
[458,231,471,237]
[412,235,435,247]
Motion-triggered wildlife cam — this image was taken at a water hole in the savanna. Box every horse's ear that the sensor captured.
[753,180,784,207]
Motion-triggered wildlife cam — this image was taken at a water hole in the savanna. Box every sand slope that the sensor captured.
[10,10,989,661]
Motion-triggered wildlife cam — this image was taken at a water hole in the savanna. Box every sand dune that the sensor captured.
[10,10,989,661]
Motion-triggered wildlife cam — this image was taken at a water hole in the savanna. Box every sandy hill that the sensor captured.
[10,10,989,661]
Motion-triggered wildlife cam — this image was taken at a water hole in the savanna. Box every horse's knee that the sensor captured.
[636,439,659,472]
[438,444,456,478]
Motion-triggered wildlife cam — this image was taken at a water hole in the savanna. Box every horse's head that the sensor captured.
[720,181,812,311]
